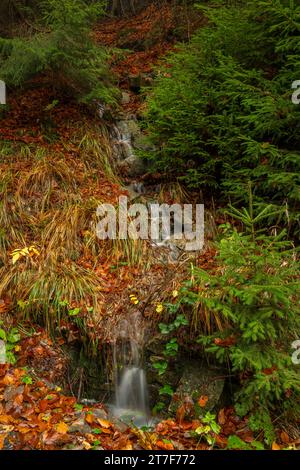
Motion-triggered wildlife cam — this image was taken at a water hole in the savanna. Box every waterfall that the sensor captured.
[111,312,150,427]
[110,120,136,161]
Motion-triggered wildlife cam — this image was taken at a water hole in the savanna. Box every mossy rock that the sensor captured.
[169,361,225,416]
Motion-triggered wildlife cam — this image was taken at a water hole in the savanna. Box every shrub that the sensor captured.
[143,0,300,234]
[178,203,300,443]
[0,0,117,103]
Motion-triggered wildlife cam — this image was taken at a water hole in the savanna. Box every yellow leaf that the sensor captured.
[129,294,139,305]
[12,252,21,264]
[14,345,21,352]
[96,418,111,429]
[82,440,92,450]
[156,303,164,313]
[56,422,68,434]
[11,246,39,264]
[172,290,179,298]
[29,246,40,257]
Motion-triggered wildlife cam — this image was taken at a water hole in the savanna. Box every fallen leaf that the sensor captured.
[39,399,49,413]
[218,408,226,425]
[82,440,92,450]
[85,413,94,425]
[97,418,111,429]
[280,431,290,444]
[198,395,208,408]
[214,336,236,347]
[272,441,281,450]
[0,415,14,425]
[56,422,68,434]
[99,427,112,434]
[156,439,174,450]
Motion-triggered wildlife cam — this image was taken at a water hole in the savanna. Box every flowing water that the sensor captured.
[111,312,150,427]
[110,120,136,161]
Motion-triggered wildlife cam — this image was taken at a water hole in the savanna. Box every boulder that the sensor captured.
[169,362,225,416]
[69,418,91,434]
[92,407,109,420]
[118,155,147,177]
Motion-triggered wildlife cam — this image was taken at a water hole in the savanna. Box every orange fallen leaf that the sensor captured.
[122,441,133,450]
[2,374,15,386]
[280,431,290,444]
[218,408,226,425]
[39,399,49,413]
[97,418,111,429]
[0,415,14,425]
[215,435,228,447]
[272,441,281,450]
[180,421,193,430]
[198,395,209,408]
[99,427,112,434]
[56,422,68,434]
[156,440,174,450]
[85,413,94,425]
[214,336,236,347]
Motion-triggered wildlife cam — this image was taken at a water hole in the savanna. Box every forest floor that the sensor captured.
[0,4,299,451]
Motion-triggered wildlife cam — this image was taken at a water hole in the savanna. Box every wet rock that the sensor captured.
[146,335,165,355]
[111,118,152,159]
[110,417,129,433]
[118,155,147,177]
[169,362,225,416]
[80,398,97,406]
[69,419,91,434]
[150,232,204,264]
[124,183,145,201]
[92,408,109,420]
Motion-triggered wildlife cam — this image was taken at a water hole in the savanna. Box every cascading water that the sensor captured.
[110,120,136,161]
[111,312,150,427]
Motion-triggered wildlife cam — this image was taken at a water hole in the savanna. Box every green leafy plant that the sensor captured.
[21,374,33,385]
[153,300,189,401]
[193,411,221,447]
[159,384,174,397]
[0,0,117,103]
[0,321,21,364]
[143,0,300,235]
[152,360,168,376]
[182,201,300,444]
[226,435,264,451]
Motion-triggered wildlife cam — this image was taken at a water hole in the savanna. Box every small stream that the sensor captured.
[110,312,151,427]
[107,117,179,425]
[103,115,189,425]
